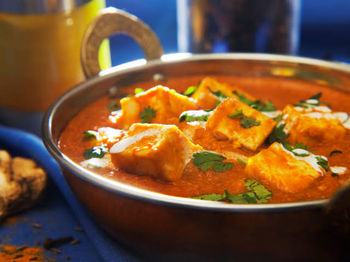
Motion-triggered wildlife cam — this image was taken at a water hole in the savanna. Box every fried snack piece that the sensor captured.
[191,77,256,109]
[110,123,202,182]
[206,98,276,151]
[0,150,46,218]
[115,85,198,129]
[283,105,346,145]
[245,142,322,193]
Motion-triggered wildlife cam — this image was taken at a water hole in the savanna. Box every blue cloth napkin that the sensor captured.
[0,125,139,262]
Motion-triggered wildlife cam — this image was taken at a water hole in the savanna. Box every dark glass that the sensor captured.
[177,0,301,54]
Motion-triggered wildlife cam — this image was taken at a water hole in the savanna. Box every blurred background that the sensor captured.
[107,0,350,65]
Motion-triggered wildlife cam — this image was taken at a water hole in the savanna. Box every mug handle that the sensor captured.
[81,7,164,78]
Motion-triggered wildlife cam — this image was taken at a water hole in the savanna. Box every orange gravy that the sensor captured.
[59,75,350,203]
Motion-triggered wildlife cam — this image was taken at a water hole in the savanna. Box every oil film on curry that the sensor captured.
[59,74,350,204]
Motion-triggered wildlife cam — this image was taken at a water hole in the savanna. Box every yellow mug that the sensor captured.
[0,0,111,134]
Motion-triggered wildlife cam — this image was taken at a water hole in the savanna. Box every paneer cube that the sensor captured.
[116,86,197,129]
[191,77,256,109]
[110,123,202,182]
[206,98,276,151]
[245,142,322,193]
[283,105,346,145]
[178,120,206,141]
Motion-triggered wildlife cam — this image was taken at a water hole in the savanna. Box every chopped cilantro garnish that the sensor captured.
[134,88,145,95]
[83,145,107,159]
[256,100,276,112]
[282,142,314,157]
[232,91,254,106]
[315,155,330,172]
[82,130,99,140]
[237,159,246,165]
[309,92,322,100]
[240,115,261,128]
[244,179,272,202]
[179,110,212,122]
[268,123,289,145]
[107,101,120,112]
[140,106,157,123]
[293,92,325,108]
[232,91,276,112]
[226,190,257,203]
[227,110,260,129]
[192,150,233,172]
[209,89,227,105]
[191,193,227,201]
[283,141,308,152]
[183,86,197,96]
[330,150,342,157]
[273,114,283,123]
[227,109,243,119]
[190,179,272,204]
[210,89,227,99]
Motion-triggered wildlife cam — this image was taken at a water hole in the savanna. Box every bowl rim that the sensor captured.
[42,52,350,213]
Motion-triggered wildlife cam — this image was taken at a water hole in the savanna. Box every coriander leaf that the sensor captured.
[192,151,233,172]
[237,159,246,165]
[191,193,226,201]
[233,91,255,106]
[193,150,226,164]
[227,109,243,119]
[134,88,145,95]
[315,155,330,172]
[213,161,234,172]
[233,91,276,112]
[179,110,212,122]
[226,190,249,203]
[242,192,258,203]
[240,115,260,128]
[210,89,227,99]
[244,179,260,190]
[293,142,309,150]
[244,179,272,203]
[274,114,283,122]
[293,93,323,108]
[82,130,99,140]
[309,92,322,100]
[140,106,157,123]
[259,100,276,112]
[191,179,271,204]
[210,89,227,106]
[83,145,107,159]
[282,142,313,157]
[268,123,289,144]
[293,102,309,108]
[107,101,120,112]
[330,150,342,157]
[183,86,197,96]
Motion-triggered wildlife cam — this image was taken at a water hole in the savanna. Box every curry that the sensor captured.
[59,75,350,204]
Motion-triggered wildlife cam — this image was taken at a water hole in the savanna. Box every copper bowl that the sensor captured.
[42,8,350,262]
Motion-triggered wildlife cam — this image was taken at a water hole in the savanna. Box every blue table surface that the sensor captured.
[2,1,350,261]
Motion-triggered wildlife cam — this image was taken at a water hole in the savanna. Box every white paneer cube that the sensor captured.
[110,123,202,182]
[283,105,346,145]
[191,77,256,109]
[206,98,276,151]
[245,142,323,193]
[115,86,197,129]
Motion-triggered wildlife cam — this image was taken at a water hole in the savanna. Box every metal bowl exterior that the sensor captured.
[43,53,350,261]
